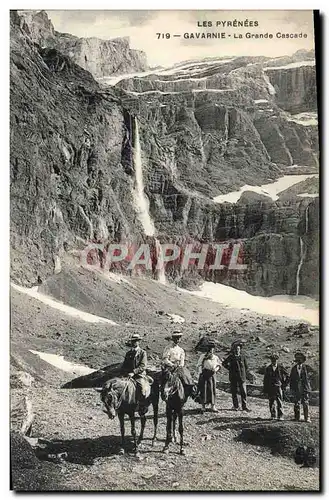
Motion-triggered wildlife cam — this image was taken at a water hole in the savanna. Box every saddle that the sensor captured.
[123,376,152,403]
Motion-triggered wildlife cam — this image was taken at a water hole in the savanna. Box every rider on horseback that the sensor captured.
[161,331,195,400]
[121,333,151,405]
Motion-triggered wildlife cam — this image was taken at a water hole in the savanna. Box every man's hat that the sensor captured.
[294,352,306,362]
[231,340,244,349]
[171,331,183,338]
[207,339,216,348]
[269,352,279,360]
[130,333,142,342]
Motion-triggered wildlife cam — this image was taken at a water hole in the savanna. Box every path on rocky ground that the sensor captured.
[28,386,319,491]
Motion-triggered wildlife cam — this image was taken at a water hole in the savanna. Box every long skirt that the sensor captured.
[197,369,216,405]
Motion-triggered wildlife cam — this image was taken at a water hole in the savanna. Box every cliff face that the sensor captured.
[10,15,137,285]
[17,10,147,78]
[265,64,317,114]
[10,12,319,297]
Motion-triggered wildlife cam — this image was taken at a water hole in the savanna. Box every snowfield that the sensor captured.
[213,175,318,203]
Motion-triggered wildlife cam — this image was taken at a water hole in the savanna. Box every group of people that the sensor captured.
[120,332,312,422]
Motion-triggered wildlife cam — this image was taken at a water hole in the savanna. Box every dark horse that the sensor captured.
[162,369,193,456]
[99,373,160,455]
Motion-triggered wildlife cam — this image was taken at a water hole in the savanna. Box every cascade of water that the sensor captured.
[296,237,305,296]
[296,204,311,295]
[132,117,155,237]
[155,239,166,284]
[224,109,229,143]
[132,117,166,283]
[78,206,93,240]
[305,204,309,233]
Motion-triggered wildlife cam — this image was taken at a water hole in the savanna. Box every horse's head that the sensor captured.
[163,371,184,402]
[100,385,118,420]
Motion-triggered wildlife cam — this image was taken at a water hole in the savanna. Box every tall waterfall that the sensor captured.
[132,118,155,237]
[296,237,305,296]
[224,109,229,143]
[155,238,166,284]
[305,204,309,233]
[296,204,310,295]
[132,117,166,283]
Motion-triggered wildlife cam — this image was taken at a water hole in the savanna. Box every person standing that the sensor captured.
[121,333,150,403]
[263,353,289,420]
[196,341,221,413]
[290,352,312,423]
[222,340,251,412]
[161,331,195,399]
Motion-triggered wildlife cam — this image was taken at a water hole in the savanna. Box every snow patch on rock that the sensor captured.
[213,175,318,203]
[11,283,117,325]
[286,112,318,127]
[30,350,95,376]
[167,313,185,324]
[182,283,318,326]
[265,60,315,70]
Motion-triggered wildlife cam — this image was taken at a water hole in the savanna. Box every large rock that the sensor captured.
[17,10,147,78]
[11,391,34,435]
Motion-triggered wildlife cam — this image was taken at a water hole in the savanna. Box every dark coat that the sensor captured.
[121,348,147,376]
[290,364,311,393]
[222,352,248,382]
[263,364,289,394]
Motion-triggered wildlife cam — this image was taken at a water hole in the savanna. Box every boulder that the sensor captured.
[11,392,35,435]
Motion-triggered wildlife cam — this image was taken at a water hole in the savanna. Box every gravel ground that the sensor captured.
[10,265,320,491]
[14,386,319,492]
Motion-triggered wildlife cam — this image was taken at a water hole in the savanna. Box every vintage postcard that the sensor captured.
[10,9,320,492]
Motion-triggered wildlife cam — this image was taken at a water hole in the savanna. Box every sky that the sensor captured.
[47,10,315,67]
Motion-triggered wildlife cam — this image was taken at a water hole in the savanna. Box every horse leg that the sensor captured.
[163,405,172,453]
[152,400,159,447]
[172,411,177,444]
[118,412,125,455]
[130,413,138,454]
[138,413,146,445]
[178,409,185,455]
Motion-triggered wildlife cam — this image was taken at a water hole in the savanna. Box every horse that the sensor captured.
[99,373,160,455]
[162,369,194,456]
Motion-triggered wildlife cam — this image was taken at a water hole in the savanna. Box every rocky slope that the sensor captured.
[10,266,319,490]
[17,10,147,78]
[10,11,319,297]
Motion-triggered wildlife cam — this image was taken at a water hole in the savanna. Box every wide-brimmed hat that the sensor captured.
[207,339,216,349]
[269,352,279,360]
[294,352,306,362]
[171,331,183,339]
[130,333,142,342]
[231,340,243,349]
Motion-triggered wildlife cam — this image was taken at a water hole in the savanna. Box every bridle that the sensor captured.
[102,379,131,413]
[164,371,182,397]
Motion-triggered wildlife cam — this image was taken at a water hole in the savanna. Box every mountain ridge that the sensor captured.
[10,11,319,297]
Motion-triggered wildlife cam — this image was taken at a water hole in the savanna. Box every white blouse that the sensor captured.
[163,344,185,367]
[197,354,221,374]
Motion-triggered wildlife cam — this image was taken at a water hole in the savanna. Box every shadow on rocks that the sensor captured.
[195,415,266,430]
[11,431,66,491]
[35,434,128,466]
[237,421,319,460]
